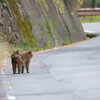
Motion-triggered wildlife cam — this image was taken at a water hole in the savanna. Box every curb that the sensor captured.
[34,36,100,54]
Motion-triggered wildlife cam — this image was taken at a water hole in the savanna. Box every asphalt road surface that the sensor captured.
[82,22,100,34]
[0,22,100,100]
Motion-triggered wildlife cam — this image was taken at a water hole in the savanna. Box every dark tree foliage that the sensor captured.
[92,0,97,8]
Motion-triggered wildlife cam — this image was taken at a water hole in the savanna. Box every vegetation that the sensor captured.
[53,0,84,15]
[6,0,82,50]
[7,0,36,47]
[37,0,57,46]
[35,0,47,11]
[66,25,71,35]
[42,0,48,11]
[95,0,100,7]
[17,0,21,4]
[10,44,43,52]
[66,0,84,12]
[86,33,99,38]
[82,0,100,7]
[80,15,100,23]
[0,0,6,3]
[38,22,45,37]
[0,32,43,54]
[46,40,51,49]
[53,0,65,15]
[64,39,70,45]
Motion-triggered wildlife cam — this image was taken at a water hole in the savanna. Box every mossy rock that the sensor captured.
[8,0,36,47]
[46,40,51,49]
[38,22,45,36]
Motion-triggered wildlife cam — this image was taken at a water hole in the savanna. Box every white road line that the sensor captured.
[7,95,16,100]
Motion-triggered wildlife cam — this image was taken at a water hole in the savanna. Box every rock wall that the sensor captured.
[0,1,22,44]
[0,0,86,48]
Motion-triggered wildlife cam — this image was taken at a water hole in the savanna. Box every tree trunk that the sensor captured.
[92,0,97,8]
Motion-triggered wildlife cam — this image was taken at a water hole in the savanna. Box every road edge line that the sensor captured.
[0,60,16,100]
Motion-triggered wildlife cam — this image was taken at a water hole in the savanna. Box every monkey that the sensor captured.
[11,50,33,74]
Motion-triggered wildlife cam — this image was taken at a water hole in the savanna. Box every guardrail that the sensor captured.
[77,8,100,16]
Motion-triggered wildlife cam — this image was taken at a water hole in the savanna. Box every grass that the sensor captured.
[9,39,43,52]
[9,45,43,52]
[64,39,70,45]
[80,15,100,23]
[45,40,51,49]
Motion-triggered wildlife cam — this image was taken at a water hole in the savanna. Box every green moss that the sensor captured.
[66,25,71,35]
[45,20,53,37]
[8,0,36,47]
[37,0,54,37]
[37,0,57,47]
[35,0,47,11]
[38,39,42,43]
[17,0,21,4]
[46,40,51,49]
[42,0,48,11]
[53,0,65,16]
[65,39,70,45]
[31,20,36,26]
[57,36,60,40]
[38,22,45,36]
[35,0,38,2]
[45,19,57,45]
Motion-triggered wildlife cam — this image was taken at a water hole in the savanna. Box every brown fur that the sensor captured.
[11,50,33,74]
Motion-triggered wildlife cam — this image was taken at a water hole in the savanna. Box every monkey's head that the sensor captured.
[11,50,21,59]
[27,50,33,58]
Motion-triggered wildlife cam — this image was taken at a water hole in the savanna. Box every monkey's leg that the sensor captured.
[12,63,16,74]
[26,61,30,73]
[22,65,24,73]
[18,65,22,74]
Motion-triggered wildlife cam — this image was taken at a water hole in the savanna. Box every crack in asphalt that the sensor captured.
[14,91,72,97]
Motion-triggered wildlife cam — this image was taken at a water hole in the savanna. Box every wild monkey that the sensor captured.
[11,50,33,74]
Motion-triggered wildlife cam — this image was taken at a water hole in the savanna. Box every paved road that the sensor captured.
[82,22,100,34]
[0,23,100,100]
